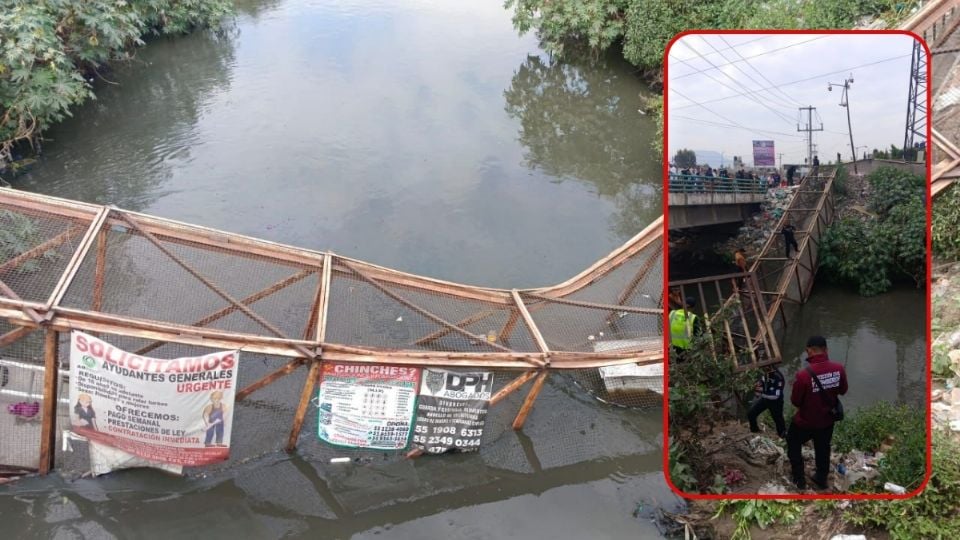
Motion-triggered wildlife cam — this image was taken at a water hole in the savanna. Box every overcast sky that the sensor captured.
[666,33,918,167]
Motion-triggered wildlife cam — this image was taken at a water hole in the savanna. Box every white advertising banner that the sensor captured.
[317,363,420,450]
[68,331,239,466]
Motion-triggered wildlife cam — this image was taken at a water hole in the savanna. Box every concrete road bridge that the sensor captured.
[668,174,768,229]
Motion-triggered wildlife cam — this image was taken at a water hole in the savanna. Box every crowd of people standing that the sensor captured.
[671,163,807,190]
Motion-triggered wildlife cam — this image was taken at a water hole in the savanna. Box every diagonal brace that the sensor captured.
[117,213,317,360]
[339,259,514,353]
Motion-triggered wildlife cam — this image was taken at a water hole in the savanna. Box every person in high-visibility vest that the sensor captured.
[669,297,701,359]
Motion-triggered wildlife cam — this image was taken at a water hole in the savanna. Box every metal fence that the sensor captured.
[668,174,768,194]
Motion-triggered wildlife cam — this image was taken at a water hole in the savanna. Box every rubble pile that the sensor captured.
[700,425,885,494]
[717,186,799,259]
[836,171,874,222]
[932,266,960,437]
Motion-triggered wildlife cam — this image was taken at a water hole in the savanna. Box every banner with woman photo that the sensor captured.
[68,331,239,467]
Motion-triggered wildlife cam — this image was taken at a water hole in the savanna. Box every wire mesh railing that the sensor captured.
[0,187,665,475]
[750,167,837,320]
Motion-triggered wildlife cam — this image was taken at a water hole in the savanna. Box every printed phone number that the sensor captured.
[414,426,482,437]
[412,435,481,448]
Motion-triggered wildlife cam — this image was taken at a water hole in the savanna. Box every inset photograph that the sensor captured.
[665,32,928,496]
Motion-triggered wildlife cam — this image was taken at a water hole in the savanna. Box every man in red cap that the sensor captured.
[786,335,848,490]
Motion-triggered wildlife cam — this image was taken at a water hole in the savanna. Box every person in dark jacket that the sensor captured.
[748,364,786,437]
[786,165,797,186]
[786,336,848,490]
[780,221,799,258]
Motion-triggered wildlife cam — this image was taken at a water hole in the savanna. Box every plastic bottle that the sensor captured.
[884,482,907,495]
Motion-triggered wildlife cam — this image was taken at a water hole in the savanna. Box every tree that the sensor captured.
[0,0,232,162]
[674,149,697,169]
[506,0,917,72]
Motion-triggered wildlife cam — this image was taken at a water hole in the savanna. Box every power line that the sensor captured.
[668,35,772,63]
[670,88,758,134]
[717,35,803,107]
[696,36,799,116]
[676,40,797,126]
[670,54,911,111]
[671,114,806,139]
[671,36,829,80]
[698,35,797,110]
[675,55,798,109]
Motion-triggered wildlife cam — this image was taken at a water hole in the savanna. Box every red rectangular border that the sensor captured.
[661,29,934,501]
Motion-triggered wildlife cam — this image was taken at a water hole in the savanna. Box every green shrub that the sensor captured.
[933,183,960,260]
[713,499,803,540]
[833,401,918,453]
[832,165,849,196]
[0,210,59,273]
[819,166,925,295]
[878,419,927,490]
[832,401,926,489]
[0,0,232,156]
[506,0,919,72]
[668,439,698,493]
[843,433,960,540]
[932,298,958,378]
[668,307,761,489]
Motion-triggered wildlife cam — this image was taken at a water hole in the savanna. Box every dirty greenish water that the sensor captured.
[669,229,925,412]
[2,0,673,538]
[780,284,926,411]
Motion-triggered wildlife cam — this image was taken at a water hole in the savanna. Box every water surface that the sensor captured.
[780,285,926,411]
[3,0,670,537]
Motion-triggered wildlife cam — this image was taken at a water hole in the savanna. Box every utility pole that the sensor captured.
[777,152,784,170]
[797,106,823,172]
[829,75,857,174]
[903,38,927,162]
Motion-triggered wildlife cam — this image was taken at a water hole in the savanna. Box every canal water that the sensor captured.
[779,284,926,411]
[669,231,926,412]
[2,0,674,538]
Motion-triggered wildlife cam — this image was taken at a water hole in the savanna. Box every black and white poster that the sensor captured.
[413,369,494,454]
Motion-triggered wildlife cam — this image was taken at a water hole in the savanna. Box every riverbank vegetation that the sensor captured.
[704,435,952,540]
[671,315,928,536]
[505,0,918,74]
[819,166,926,296]
[0,0,232,165]
[669,305,926,497]
[505,1,920,155]
[668,308,762,493]
[933,185,960,261]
